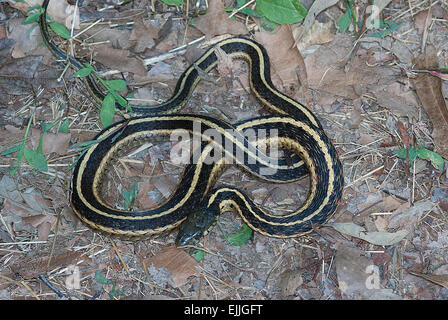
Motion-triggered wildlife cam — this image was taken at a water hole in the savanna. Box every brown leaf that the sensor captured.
[129,18,156,53]
[194,0,248,38]
[31,128,71,156]
[136,182,158,209]
[22,214,56,241]
[412,45,448,158]
[293,0,338,46]
[9,251,86,279]
[413,10,432,35]
[143,247,200,288]
[94,44,146,77]
[278,269,304,297]
[255,26,306,89]
[407,270,448,289]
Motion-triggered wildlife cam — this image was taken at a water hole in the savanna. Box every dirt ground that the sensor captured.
[0,0,448,300]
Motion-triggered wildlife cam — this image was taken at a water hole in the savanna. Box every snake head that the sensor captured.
[175,207,218,246]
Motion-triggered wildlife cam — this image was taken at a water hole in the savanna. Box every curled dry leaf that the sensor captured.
[129,18,156,53]
[255,26,307,92]
[328,222,408,246]
[143,247,201,288]
[412,45,448,159]
[194,0,248,38]
[93,44,146,77]
[293,0,338,48]
[407,270,448,289]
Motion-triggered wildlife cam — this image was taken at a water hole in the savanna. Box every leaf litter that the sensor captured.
[0,0,448,300]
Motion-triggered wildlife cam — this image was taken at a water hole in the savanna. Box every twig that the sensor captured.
[38,275,68,299]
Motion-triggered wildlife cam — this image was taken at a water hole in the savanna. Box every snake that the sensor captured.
[39,0,344,245]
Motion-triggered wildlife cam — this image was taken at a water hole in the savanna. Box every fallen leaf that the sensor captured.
[129,18,156,53]
[412,45,448,158]
[9,250,87,279]
[407,270,448,289]
[194,0,248,38]
[136,182,158,209]
[93,44,146,77]
[31,127,71,156]
[335,246,402,299]
[328,222,408,245]
[293,0,338,47]
[278,269,304,298]
[413,10,432,35]
[10,0,79,29]
[388,200,434,230]
[143,247,201,288]
[22,214,56,241]
[0,175,53,235]
[255,25,307,90]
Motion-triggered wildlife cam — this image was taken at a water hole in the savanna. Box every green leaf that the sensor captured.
[68,138,103,152]
[367,20,402,38]
[106,79,127,92]
[49,21,71,40]
[1,144,22,156]
[111,90,128,108]
[95,271,110,285]
[160,0,185,5]
[26,5,43,14]
[59,118,69,133]
[23,147,48,172]
[22,12,42,25]
[338,0,355,32]
[227,224,252,246]
[392,148,408,159]
[226,0,263,18]
[338,8,352,32]
[408,146,417,164]
[100,93,116,128]
[122,183,138,210]
[260,16,277,32]
[416,148,444,170]
[192,249,206,262]
[256,0,307,25]
[73,67,92,78]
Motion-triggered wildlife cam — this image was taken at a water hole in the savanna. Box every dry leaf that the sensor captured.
[407,270,448,289]
[129,18,156,53]
[388,200,433,230]
[414,10,432,35]
[412,45,448,158]
[335,246,402,299]
[194,0,248,38]
[9,251,86,279]
[136,182,158,209]
[11,0,79,29]
[255,26,306,90]
[293,0,338,48]
[94,44,146,77]
[328,222,409,245]
[30,127,71,156]
[278,269,304,297]
[143,247,201,288]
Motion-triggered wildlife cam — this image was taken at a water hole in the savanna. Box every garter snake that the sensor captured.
[39,0,344,244]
